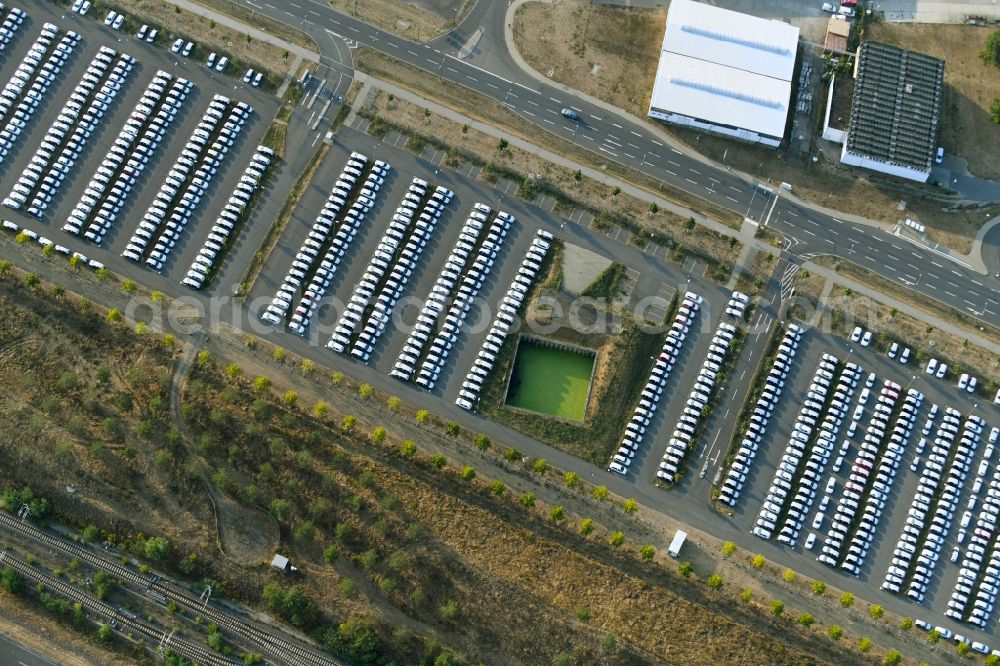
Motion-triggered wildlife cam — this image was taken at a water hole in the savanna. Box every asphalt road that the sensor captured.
[234,0,1000,333]
[0,634,56,666]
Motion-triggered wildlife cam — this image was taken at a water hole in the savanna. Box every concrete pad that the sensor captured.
[562,242,612,295]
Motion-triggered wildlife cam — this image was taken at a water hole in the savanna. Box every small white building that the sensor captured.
[271,554,297,573]
[647,0,800,147]
[823,41,944,183]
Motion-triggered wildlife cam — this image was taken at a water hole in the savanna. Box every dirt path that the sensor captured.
[170,329,280,565]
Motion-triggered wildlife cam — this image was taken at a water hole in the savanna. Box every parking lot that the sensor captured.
[5,0,1000,649]
[719,320,1000,650]
[0,0,278,286]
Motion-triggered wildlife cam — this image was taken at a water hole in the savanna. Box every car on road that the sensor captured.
[560,108,580,121]
[936,147,945,164]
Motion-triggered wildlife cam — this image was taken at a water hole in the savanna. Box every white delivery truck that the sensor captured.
[668,529,687,558]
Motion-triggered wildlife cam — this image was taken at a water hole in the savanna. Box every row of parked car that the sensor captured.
[6,47,133,216]
[885,409,981,603]
[455,230,553,411]
[0,25,78,164]
[348,182,452,362]
[70,0,90,15]
[170,38,195,57]
[820,382,919,576]
[122,95,250,269]
[779,359,862,549]
[392,203,510,388]
[263,153,379,326]
[2,218,107,272]
[608,291,700,478]
[718,323,803,507]
[333,179,452,362]
[941,421,1000,627]
[753,353,845,540]
[659,314,738,480]
[181,145,273,289]
[66,72,190,243]
[0,6,25,52]
[287,160,390,333]
[102,11,125,31]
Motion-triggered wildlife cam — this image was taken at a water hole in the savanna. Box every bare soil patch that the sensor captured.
[328,0,473,41]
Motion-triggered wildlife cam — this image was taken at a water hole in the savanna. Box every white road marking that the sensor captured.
[652,140,663,146]
[930,260,943,267]
[612,123,623,128]
[599,146,617,156]
[686,178,697,185]
[665,169,677,176]
[625,152,637,159]
[801,228,815,236]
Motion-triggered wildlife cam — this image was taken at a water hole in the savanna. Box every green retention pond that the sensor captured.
[504,339,596,421]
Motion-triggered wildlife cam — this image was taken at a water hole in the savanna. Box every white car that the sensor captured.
[860,330,872,347]
[804,533,817,550]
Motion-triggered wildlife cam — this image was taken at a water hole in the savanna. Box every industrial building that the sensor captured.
[822,41,944,182]
[647,0,800,148]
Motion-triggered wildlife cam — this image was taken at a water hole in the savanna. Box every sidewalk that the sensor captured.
[171,0,320,62]
[805,262,1000,355]
[353,71,755,246]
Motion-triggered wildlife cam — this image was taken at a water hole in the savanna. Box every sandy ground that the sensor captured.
[562,243,612,294]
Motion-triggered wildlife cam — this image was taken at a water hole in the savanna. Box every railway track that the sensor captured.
[0,550,235,666]
[0,511,340,666]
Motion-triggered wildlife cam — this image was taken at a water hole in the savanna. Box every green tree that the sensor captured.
[92,571,117,600]
[430,453,447,469]
[782,568,795,583]
[294,521,316,542]
[371,426,387,444]
[313,401,329,417]
[0,566,22,594]
[707,574,723,589]
[869,604,883,620]
[677,561,693,576]
[144,537,170,561]
[812,580,826,596]
[640,545,656,561]
[828,625,843,640]
[254,375,270,392]
[97,622,113,642]
[95,267,110,281]
[323,545,340,564]
[358,383,373,399]
[592,485,608,500]
[300,359,314,375]
[927,629,941,643]
[858,637,873,653]
[532,458,548,473]
[489,479,505,495]
[474,434,491,450]
[461,465,476,481]
[387,395,401,412]
[341,415,356,432]
[980,29,1000,68]
[331,371,344,385]
[623,498,638,514]
[900,616,913,630]
[579,518,594,535]
[740,588,752,603]
[839,592,854,608]
[575,605,591,623]
[438,600,459,620]
[883,650,902,666]
[225,363,242,379]
[498,138,508,151]
[82,524,100,542]
[445,421,460,436]
[550,506,565,521]
[106,308,122,323]
[721,541,737,558]
[798,613,814,627]
[504,447,521,462]
[416,409,429,424]
[564,471,581,489]
[771,600,784,616]
[272,347,285,362]
[283,390,298,407]
[122,278,137,293]
[520,492,536,508]
[751,554,766,569]
[399,439,417,457]
[957,642,971,657]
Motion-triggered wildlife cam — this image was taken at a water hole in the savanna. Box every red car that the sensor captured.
[841,0,858,6]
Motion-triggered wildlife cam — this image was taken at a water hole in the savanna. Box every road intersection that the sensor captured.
[230,0,1000,328]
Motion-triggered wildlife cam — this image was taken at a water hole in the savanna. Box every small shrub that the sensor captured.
[869,604,883,620]
[640,545,655,561]
[579,518,594,535]
[828,625,843,640]
[622,498,638,514]
[751,554,765,569]
[399,439,416,457]
[839,592,854,608]
[782,568,794,583]
[489,479,505,495]
[520,492,535,508]
[721,541,736,558]
[812,581,826,596]
[770,600,784,616]
[798,613,814,627]
[677,561,693,577]
[592,485,608,500]
[549,506,565,521]
[460,466,476,481]
[609,531,625,548]
[739,588,752,603]
[707,574,722,589]
[858,637,872,653]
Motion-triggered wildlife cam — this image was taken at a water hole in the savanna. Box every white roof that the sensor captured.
[649,0,799,139]
[271,554,290,569]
